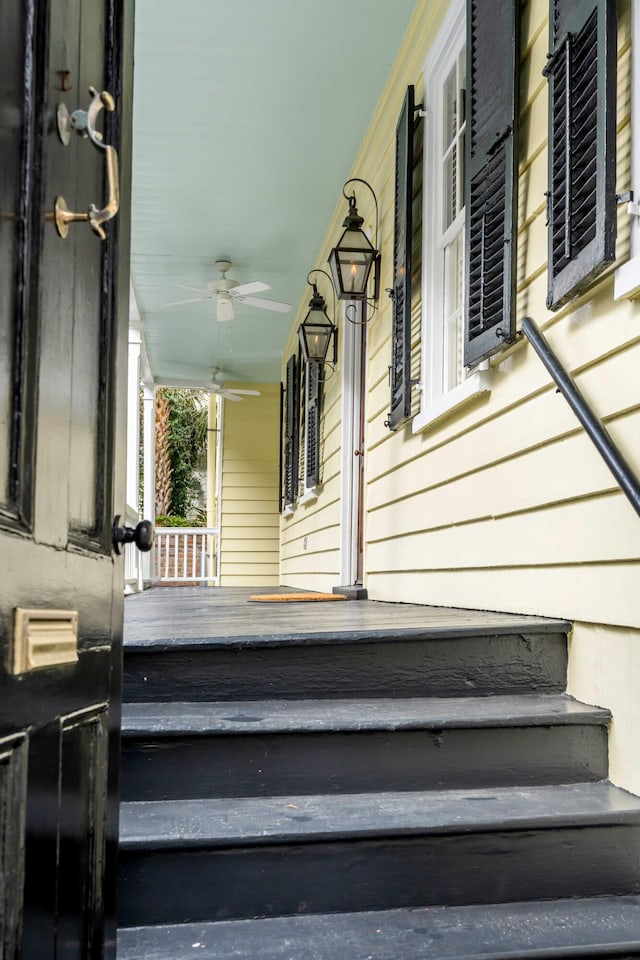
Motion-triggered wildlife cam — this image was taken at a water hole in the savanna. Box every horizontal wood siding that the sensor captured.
[220,385,280,587]
[280,341,343,589]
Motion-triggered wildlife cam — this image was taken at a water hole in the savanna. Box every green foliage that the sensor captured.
[162,389,208,521]
[155,514,196,528]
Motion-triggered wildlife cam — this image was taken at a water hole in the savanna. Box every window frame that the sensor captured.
[413,0,491,434]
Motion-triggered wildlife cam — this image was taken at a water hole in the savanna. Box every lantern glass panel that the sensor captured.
[340,251,370,296]
[299,311,333,363]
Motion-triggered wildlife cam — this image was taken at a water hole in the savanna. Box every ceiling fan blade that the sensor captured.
[223,388,262,396]
[160,296,211,308]
[217,297,235,322]
[236,295,291,313]
[230,281,270,297]
[176,284,213,295]
[220,391,244,402]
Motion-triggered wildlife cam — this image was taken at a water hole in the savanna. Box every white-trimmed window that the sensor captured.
[413,0,490,433]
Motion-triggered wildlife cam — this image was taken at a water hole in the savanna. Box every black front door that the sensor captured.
[0,2,133,958]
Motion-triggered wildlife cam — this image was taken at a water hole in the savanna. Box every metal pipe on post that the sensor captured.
[521,316,640,519]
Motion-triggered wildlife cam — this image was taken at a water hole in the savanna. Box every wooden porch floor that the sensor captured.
[123,586,568,645]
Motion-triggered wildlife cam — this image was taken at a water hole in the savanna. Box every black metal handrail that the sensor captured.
[521,316,640,519]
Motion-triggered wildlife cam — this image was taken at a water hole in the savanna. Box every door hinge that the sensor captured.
[617,192,640,217]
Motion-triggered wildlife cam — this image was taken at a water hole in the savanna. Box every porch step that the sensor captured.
[120,695,609,800]
[122,626,568,702]
[117,782,640,926]
[117,897,640,960]
[118,605,640,955]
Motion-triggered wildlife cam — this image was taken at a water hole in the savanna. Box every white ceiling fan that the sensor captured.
[162,259,292,322]
[156,367,261,403]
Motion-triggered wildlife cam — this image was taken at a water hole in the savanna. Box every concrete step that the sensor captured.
[118,782,640,926]
[117,896,640,959]
[122,625,568,702]
[120,695,610,800]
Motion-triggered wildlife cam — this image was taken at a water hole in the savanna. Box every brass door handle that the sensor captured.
[54,87,120,240]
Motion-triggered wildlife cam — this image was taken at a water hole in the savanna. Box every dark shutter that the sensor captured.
[305,362,322,487]
[464,0,520,365]
[282,353,299,508]
[544,0,616,310]
[387,85,415,431]
[278,382,284,513]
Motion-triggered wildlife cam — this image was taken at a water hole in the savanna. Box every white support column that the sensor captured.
[206,394,223,586]
[141,384,156,586]
[126,329,142,513]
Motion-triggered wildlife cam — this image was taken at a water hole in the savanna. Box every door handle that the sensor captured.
[54,87,120,240]
[112,517,154,555]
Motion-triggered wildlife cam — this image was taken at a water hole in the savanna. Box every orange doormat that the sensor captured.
[248,592,349,602]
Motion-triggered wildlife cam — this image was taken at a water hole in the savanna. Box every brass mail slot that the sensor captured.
[10,608,79,674]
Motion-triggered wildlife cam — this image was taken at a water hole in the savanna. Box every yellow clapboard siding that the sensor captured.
[220,386,280,586]
[223,460,279,474]
[280,549,340,577]
[279,574,340,593]
[223,553,280,567]
[365,563,640,629]
[224,501,279,517]
[222,488,279,503]
[224,530,279,546]
[519,206,547,288]
[367,381,640,514]
[367,422,636,542]
[519,77,547,166]
[281,522,341,557]
[222,472,279,489]
[223,514,279,528]
[568,620,640,795]
[223,575,280,587]
[519,17,548,107]
[366,492,640,572]
[281,525,342,557]
[519,148,547,225]
[523,0,548,39]
[366,306,640,483]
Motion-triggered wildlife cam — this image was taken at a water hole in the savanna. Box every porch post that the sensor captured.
[124,329,142,592]
[126,328,142,513]
[142,384,156,587]
[206,393,220,586]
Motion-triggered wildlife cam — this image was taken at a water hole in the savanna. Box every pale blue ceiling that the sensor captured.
[131,0,417,384]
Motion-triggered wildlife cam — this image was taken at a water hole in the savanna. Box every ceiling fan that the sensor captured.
[156,368,261,403]
[162,259,292,322]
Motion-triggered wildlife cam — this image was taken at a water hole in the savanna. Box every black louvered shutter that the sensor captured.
[278,382,284,513]
[544,0,616,310]
[282,353,299,507]
[464,0,520,366]
[305,362,322,487]
[387,85,415,431]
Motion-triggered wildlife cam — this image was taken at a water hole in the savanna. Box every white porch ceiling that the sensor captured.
[131,0,417,385]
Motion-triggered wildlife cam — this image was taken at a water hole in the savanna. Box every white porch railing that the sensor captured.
[153,527,220,585]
